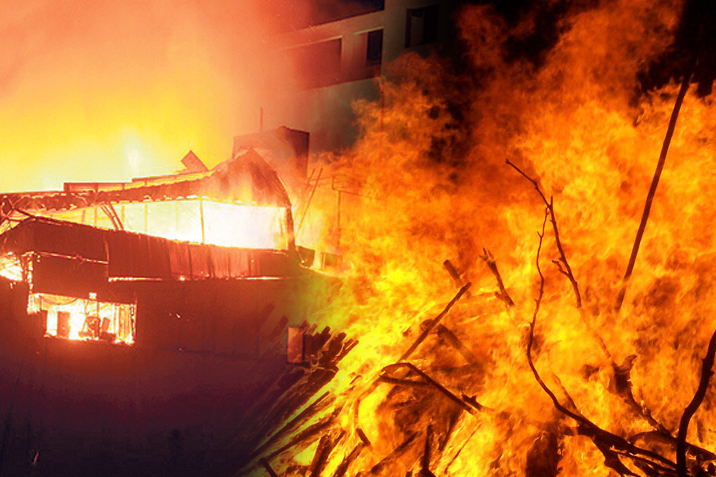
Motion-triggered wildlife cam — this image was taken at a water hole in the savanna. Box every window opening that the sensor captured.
[28,292,135,345]
[366,29,383,66]
[405,5,439,48]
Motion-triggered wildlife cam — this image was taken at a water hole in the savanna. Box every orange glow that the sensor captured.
[29,292,134,344]
[44,199,288,249]
[201,201,288,249]
[6,0,716,475]
[0,254,23,282]
[0,1,308,193]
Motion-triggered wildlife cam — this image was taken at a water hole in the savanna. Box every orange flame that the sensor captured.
[257,1,716,475]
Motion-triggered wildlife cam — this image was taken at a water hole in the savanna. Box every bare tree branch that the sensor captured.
[526,211,677,476]
[504,159,676,436]
[676,327,716,477]
[506,159,581,308]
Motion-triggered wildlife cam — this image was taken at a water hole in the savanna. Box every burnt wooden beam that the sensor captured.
[331,443,365,477]
[439,408,463,452]
[479,249,514,306]
[420,425,437,477]
[460,394,487,413]
[262,407,342,465]
[399,283,471,362]
[331,429,370,477]
[378,375,432,388]
[443,259,462,286]
[436,325,479,366]
[382,363,483,415]
[259,458,280,477]
[308,430,345,477]
[356,428,371,447]
[615,61,695,312]
[443,426,479,474]
[248,392,331,462]
[443,260,471,299]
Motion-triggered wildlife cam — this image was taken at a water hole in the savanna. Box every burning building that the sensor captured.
[0,147,347,476]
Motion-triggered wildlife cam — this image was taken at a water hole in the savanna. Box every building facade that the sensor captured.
[263,0,459,155]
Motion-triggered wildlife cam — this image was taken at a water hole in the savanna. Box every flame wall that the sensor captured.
[282,0,716,475]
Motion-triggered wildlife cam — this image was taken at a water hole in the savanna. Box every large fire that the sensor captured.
[243,1,716,476]
[2,0,715,475]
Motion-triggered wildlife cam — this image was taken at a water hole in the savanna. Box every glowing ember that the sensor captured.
[0,254,23,282]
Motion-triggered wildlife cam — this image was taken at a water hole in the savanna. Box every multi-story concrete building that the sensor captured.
[262,0,459,155]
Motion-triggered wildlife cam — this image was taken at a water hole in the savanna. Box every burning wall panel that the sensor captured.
[117,199,287,250]
[0,217,299,283]
[0,216,310,354]
[106,232,297,280]
[0,217,107,262]
[31,254,108,298]
[105,231,172,280]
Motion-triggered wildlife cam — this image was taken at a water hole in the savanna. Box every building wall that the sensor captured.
[262,0,458,156]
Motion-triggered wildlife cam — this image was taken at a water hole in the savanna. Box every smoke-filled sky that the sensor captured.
[0,0,325,193]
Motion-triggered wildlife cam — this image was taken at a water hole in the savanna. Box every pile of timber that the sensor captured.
[235,283,506,477]
[224,323,357,475]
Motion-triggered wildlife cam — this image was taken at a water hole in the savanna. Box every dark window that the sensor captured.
[405,5,439,48]
[366,29,383,66]
[290,38,342,89]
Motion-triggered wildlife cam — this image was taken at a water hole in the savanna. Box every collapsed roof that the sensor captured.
[0,149,292,220]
